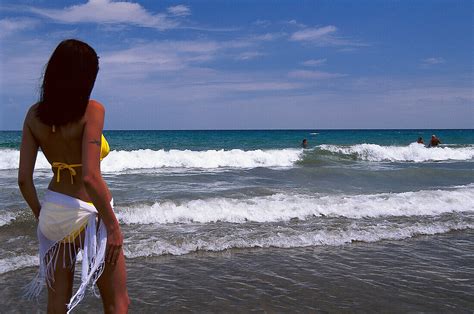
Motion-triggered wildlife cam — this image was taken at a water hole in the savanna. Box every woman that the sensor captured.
[18,39,129,313]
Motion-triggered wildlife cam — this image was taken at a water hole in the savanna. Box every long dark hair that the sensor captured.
[37,39,99,126]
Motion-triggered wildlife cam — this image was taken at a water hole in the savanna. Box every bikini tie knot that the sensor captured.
[52,162,81,184]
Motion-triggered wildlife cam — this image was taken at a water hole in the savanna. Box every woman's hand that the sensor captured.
[105,223,123,265]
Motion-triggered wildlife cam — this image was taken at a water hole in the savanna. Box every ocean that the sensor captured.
[1,129,473,312]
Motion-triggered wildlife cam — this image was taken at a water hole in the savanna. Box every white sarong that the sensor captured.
[25,190,111,313]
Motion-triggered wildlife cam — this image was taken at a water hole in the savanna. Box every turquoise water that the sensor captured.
[1,129,473,150]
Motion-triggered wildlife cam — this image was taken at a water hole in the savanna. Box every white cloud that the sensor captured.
[167,5,191,17]
[0,18,37,38]
[301,58,327,67]
[288,70,346,80]
[290,25,337,41]
[249,32,285,41]
[235,51,265,60]
[101,41,221,73]
[29,0,179,30]
[290,25,367,47]
[285,19,306,28]
[338,47,357,52]
[422,57,445,65]
[95,64,307,111]
[253,20,271,27]
[195,80,303,93]
[99,39,257,76]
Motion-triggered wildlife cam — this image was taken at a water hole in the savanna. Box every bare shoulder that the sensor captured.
[24,103,40,125]
[88,99,105,113]
[84,100,105,121]
[26,103,39,117]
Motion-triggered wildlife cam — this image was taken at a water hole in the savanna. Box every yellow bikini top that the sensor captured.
[100,134,110,159]
[52,134,110,184]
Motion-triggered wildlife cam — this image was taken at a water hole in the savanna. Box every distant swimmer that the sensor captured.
[417,137,424,144]
[428,134,441,147]
[301,139,308,149]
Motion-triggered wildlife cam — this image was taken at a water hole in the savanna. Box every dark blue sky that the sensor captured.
[1,0,472,130]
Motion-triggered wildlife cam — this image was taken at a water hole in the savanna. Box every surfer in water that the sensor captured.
[417,137,424,144]
[301,139,308,149]
[428,135,441,147]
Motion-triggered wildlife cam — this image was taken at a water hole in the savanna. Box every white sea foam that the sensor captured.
[102,149,303,171]
[116,186,474,225]
[0,148,303,171]
[2,218,470,274]
[2,143,471,171]
[3,217,472,273]
[0,255,38,274]
[320,143,474,162]
[0,149,50,170]
[0,212,19,227]
[124,220,473,258]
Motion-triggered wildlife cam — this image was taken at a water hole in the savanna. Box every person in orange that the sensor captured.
[428,134,441,147]
[19,39,129,313]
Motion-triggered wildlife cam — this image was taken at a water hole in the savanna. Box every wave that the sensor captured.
[2,143,472,172]
[2,186,471,228]
[0,216,474,274]
[3,218,472,273]
[102,149,303,171]
[116,186,474,225]
[124,220,472,258]
[0,148,303,171]
[319,143,474,162]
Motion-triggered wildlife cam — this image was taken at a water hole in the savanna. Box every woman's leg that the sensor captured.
[96,249,129,313]
[46,242,77,313]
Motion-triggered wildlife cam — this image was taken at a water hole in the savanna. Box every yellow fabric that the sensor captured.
[100,134,110,160]
[52,162,82,184]
[61,222,87,243]
[52,135,110,183]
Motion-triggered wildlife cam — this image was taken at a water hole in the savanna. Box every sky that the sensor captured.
[0,0,472,130]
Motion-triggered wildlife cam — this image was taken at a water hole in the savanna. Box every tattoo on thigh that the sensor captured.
[89,139,101,146]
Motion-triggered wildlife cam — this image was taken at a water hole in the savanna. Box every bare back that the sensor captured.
[24,101,109,202]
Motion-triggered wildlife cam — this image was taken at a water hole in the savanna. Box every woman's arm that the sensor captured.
[81,100,123,265]
[18,108,41,219]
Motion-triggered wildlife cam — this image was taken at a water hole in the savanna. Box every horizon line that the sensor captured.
[1,128,473,132]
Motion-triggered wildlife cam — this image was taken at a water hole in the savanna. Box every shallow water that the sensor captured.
[1,230,473,312]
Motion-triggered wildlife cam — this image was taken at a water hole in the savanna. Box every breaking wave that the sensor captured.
[116,185,474,225]
[123,220,473,258]
[0,148,303,171]
[319,143,474,162]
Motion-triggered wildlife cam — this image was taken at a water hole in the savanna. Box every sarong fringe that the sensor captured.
[24,215,108,314]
